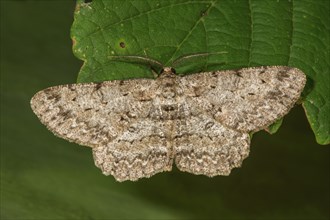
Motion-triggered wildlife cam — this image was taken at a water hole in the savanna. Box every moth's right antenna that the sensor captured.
[172,52,227,68]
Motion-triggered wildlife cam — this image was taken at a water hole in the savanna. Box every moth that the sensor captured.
[31,57,306,182]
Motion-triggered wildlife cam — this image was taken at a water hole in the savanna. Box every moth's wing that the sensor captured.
[31,79,173,181]
[179,66,306,132]
[31,79,157,146]
[174,115,250,176]
[93,119,172,182]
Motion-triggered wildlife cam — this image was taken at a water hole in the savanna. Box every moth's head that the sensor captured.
[159,67,176,78]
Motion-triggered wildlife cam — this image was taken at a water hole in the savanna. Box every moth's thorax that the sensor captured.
[159,67,176,78]
[157,67,178,98]
[153,67,184,120]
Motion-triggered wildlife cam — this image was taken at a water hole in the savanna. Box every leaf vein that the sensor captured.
[167,1,217,64]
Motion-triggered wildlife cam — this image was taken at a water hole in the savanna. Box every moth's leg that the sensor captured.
[92,119,172,182]
[174,116,250,177]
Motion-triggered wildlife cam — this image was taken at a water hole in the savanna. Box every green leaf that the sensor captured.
[266,119,284,135]
[71,0,329,145]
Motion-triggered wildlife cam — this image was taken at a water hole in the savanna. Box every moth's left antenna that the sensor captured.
[108,55,164,71]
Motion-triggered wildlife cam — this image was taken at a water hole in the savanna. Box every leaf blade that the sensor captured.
[71,0,329,144]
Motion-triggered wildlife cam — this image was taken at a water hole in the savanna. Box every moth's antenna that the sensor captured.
[108,55,164,70]
[172,52,227,68]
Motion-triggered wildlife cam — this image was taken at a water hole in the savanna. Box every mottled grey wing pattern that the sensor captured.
[31,79,173,181]
[31,80,154,146]
[173,114,250,177]
[93,119,172,181]
[180,66,306,132]
[172,66,305,176]
[31,65,306,182]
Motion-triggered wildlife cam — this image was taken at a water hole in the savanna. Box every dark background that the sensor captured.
[1,1,329,219]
